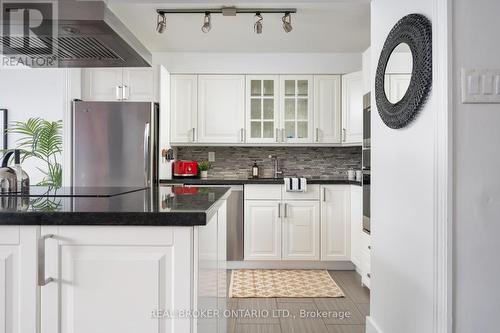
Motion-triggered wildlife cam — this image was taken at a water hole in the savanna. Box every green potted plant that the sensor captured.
[198,160,211,179]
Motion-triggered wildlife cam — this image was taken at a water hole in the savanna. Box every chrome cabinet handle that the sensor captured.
[143,122,150,186]
[192,128,196,142]
[240,128,244,142]
[368,245,371,250]
[323,188,327,202]
[116,86,122,100]
[278,203,281,218]
[284,203,288,218]
[38,234,55,287]
[122,85,129,100]
[315,128,319,143]
[276,128,279,142]
[282,128,285,142]
[342,128,347,142]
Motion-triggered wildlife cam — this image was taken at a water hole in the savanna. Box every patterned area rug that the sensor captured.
[229,269,345,298]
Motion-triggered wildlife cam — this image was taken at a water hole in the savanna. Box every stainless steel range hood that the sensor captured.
[1,0,152,68]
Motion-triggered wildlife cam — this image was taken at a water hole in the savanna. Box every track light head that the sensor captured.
[156,13,166,34]
[201,12,212,33]
[282,12,293,33]
[254,12,263,34]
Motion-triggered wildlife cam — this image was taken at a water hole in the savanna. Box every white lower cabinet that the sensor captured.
[41,226,192,333]
[320,185,351,261]
[282,201,320,260]
[0,226,38,333]
[244,200,282,260]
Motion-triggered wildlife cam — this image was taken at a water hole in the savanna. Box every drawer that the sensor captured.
[244,185,282,200]
[283,184,320,200]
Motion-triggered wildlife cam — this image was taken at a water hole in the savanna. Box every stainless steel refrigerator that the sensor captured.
[72,101,158,187]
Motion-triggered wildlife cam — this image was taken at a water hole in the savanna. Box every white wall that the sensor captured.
[453,1,500,332]
[153,52,362,74]
[369,1,436,333]
[0,68,66,185]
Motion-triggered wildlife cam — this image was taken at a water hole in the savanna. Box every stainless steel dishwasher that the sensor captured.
[184,184,244,261]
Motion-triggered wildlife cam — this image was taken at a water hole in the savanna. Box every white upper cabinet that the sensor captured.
[321,185,351,261]
[122,68,156,102]
[282,201,320,260]
[313,75,342,144]
[246,75,280,143]
[82,68,123,101]
[198,75,246,143]
[341,71,363,144]
[82,68,156,102]
[171,75,198,143]
[280,75,314,143]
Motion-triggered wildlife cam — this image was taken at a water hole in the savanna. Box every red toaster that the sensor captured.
[173,160,198,177]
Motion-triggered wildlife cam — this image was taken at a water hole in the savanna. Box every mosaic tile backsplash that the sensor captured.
[175,146,362,179]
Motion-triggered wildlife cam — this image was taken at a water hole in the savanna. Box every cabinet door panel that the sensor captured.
[321,186,351,261]
[280,76,314,143]
[246,75,280,143]
[42,226,192,333]
[198,75,245,143]
[350,185,363,267]
[0,226,38,333]
[314,75,341,143]
[123,68,155,102]
[282,201,320,260]
[171,75,198,143]
[82,68,123,101]
[341,71,363,144]
[244,201,281,260]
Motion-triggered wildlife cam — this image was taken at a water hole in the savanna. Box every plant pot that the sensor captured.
[200,170,208,179]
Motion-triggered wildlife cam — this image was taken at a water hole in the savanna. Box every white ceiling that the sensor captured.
[108,1,370,53]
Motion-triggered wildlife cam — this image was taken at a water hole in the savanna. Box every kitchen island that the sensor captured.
[0,185,229,333]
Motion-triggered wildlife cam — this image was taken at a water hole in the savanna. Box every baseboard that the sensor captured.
[366,316,383,333]
[226,260,355,270]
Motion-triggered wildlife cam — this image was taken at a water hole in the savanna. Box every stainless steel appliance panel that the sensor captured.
[73,101,158,187]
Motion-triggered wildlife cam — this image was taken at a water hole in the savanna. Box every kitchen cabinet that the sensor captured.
[341,71,363,144]
[350,185,363,268]
[40,226,192,333]
[198,75,245,143]
[244,185,321,261]
[171,75,198,143]
[385,74,412,104]
[280,75,314,143]
[244,200,282,260]
[0,226,38,333]
[282,201,320,260]
[313,75,342,144]
[82,67,156,102]
[320,185,351,261]
[246,75,280,143]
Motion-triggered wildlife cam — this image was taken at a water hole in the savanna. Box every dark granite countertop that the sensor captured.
[160,177,362,186]
[0,186,230,226]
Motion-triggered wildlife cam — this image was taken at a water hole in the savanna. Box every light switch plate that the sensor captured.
[208,152,215,162]
[462,68,500,103]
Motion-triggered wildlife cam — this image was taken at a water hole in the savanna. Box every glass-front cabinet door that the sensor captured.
[246,75,280,143]
[280,76,314,143]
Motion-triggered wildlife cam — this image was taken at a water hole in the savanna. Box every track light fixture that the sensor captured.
[201,12,212,33]
[282,12,293,33]
[254,12,263,34]
[156,13,166,34]
[155,7,296,34]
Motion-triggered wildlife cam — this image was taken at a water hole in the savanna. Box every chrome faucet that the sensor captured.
[269,155,283,178]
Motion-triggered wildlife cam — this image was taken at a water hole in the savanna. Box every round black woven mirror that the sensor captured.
[375,13,432,129]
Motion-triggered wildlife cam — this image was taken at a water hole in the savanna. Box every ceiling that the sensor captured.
[108,1,370,53]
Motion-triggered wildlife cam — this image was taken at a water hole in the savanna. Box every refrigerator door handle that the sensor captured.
[144,122,150,186]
